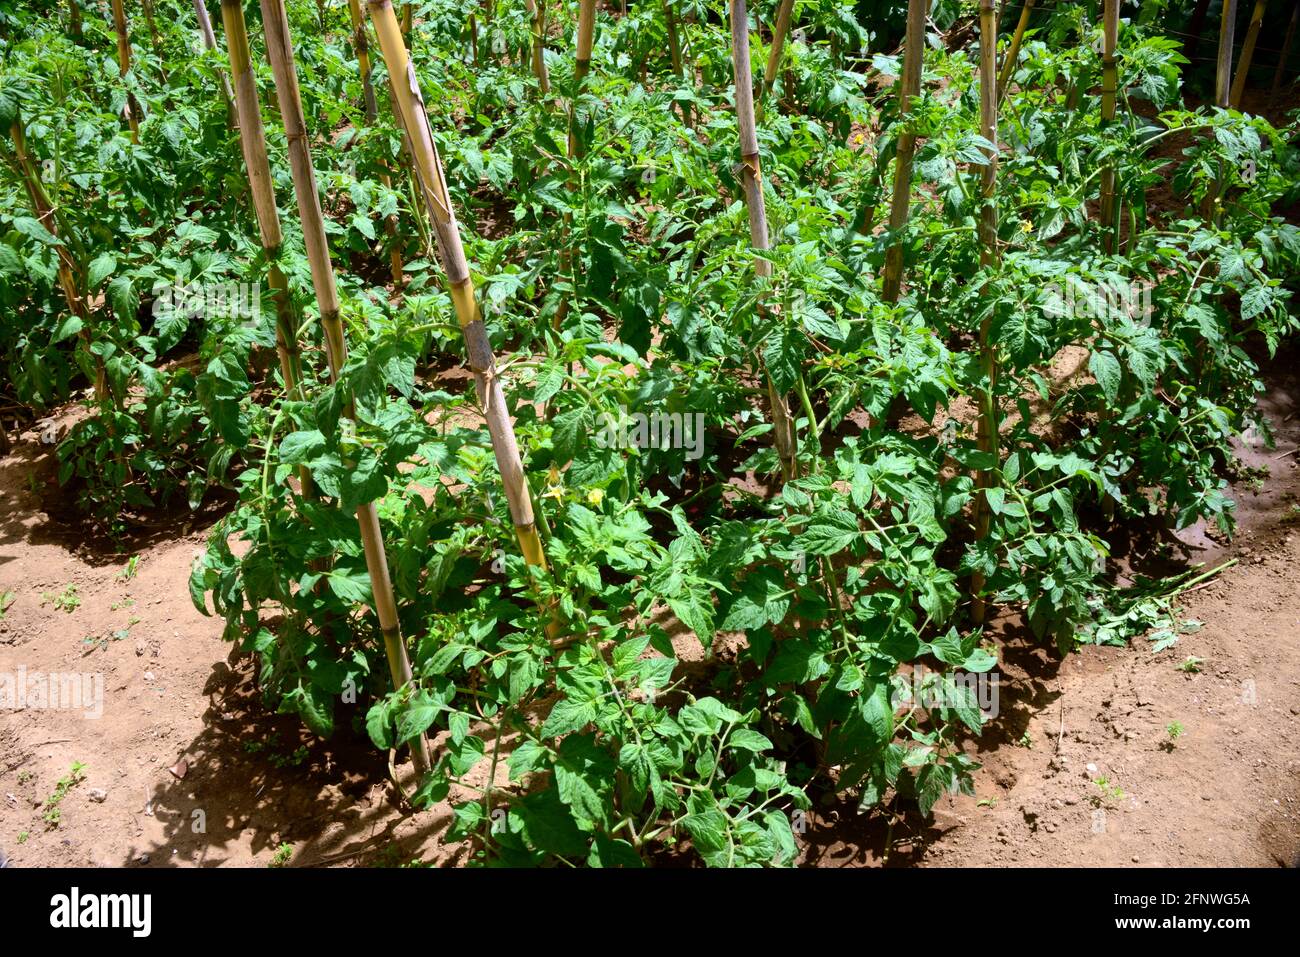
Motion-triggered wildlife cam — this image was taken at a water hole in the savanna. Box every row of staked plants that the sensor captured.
[2,0,1297,865]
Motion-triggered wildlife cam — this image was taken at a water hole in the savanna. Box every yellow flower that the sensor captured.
[1020,219,1034,233]
[586,488,605,506]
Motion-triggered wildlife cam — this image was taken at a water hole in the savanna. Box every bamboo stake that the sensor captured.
[110,0,141,142]
[970,0,1000,625]
[550,0,600,336]
[4,117,109,411]
[664,0,684,76]
[569,0,597,157]
[1230,0,1269,107]
[1217,0,1239,107]
[260,0,430,777]
[880,0,926,304]
[755,0,794,122]
[346,0,405,284]
[663,0,690,126]
[140,0,169,83]
[997,0,1035,102]
[219,0,309,435]
[729,0,798,482]
[1273,1,1298,94]
[525,0,551,94]
[366,0,554,591]
[1098,0,1119,253]
[69,0,83,42]
[193,0,236,123]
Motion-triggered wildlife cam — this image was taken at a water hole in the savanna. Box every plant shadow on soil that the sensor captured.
[0,430,233,571]
[128,647,458,868]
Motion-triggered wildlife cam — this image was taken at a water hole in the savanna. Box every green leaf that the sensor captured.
[87,252,116,289]
[540,697,598,738]
[1089,350,1121,403]
[728,729,773,752]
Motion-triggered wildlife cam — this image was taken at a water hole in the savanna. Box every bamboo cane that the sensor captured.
[755,0,794,122]
[366,0,554,590]
[259,0,431,777]
[569,0,597,157]
[193,0,236,123]
[729,0,798,482]
[970,0,1001,625]
[663,0,690,126]
[4,118,109,412]
[550,0,600,336]
[525,0,551,94]
[664,0,684,77]
[880,0,926,304]
[997,0,1035,102]
[1273,1,1298,94]
[1217,0,1239,107]
[346,0,405,285]
[1230,0,1269,107]
[1098,0,1119,253]
[219,0,309,433]
[110,0,141,142]
[140,0,169,84]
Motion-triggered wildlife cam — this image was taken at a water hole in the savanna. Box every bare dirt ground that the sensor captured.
[1,345,1298,868]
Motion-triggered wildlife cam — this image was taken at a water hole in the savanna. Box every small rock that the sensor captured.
[88,788,107,803]
[1086,762,1098,773]
[143,671,155,682]
[167,759,188,780]
[1132,855,1140,863]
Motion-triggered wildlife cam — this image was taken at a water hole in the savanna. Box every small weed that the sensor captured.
[269,745,309,769]
[17,770,33,785]
[109,598,136,611]
[116,556,139,582]
[1091,776,1126,807]
[0,590,14,620]
[1017,731,1033,749]
[1162,721,1184,752]
[17,831,29,844]
[41,585,80,614]
[82,627,131,654]
[1178,656,1203,674]
[42,761,86,828]
[269,843,293,868]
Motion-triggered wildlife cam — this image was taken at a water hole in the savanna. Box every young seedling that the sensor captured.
[269,842,293,867]
[115,555,139,581]
[1091,776,1126,806]
[41,585,80,613]
[1178,656,1204,674]
[1162,721,1184,751]
[42,761,87,828]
